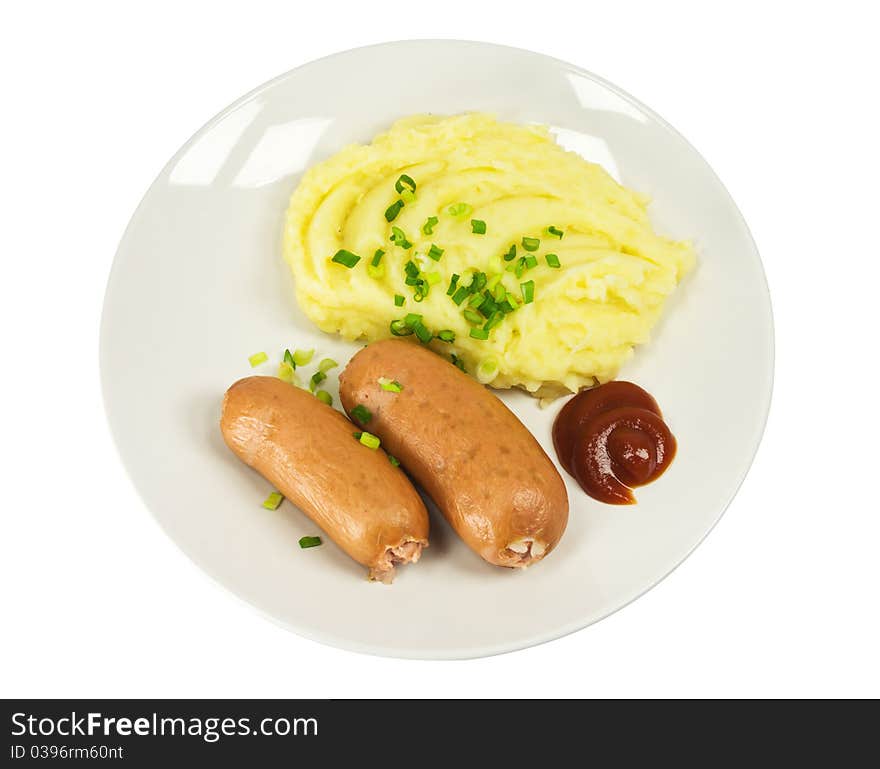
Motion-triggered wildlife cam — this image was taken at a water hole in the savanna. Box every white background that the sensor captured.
[2,1,878,698]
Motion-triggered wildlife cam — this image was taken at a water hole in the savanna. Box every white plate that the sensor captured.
[101,40,773,659]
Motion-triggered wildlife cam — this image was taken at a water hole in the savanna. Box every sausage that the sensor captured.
[339,340,568,568]
[220,376,429,582]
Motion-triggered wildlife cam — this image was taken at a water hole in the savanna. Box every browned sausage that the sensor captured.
[339,340,568,568]
[220,376,429,582]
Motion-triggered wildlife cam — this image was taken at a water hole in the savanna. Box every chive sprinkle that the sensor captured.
[403,313,423,328]
[283,349,296,368]
[504,244,517,261]
[384,199,405,222]
[470,327,490,340]
[451,285,470,305]
[524,255,538,269]
[400,189,416,203]
[521,280,535,304]
[331,249,360,268]
[390,226,412,249]
[428,244,444,261]
[468,293,486,309]
[395,174,416,194]
[390,319,412,336]
[448,202,472,218]
[293,349,314,366]
[299,536,322,549]
[437,329,456,343]
[378,377,403,392]
[514,257,527,278]
[463,308,484,324]
[545,253,561,268]
[277,361,296,383]
[446,273,460,295]
[351,404,372,424]
[371,249,385,267]
[546,225,564,239]
[309,370,327,392]
[315,390,332,406]
[248,351,268,367]
[318,358,338,373]
[262,491,283,510]
[471,219,487,234]
[394,294,405,307]
[521,237,540,252]
[412,321,432,344]
[484,311,504,331]
[422,216,439,235]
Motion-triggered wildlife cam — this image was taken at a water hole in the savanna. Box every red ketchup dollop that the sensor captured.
[552,381,676,504]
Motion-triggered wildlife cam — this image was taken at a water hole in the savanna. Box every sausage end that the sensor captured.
[368,539,427,584]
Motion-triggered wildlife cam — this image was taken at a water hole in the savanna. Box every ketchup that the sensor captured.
[552,381,676,504]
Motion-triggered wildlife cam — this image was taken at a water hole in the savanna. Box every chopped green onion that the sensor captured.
[331,249,361,268]
[546,225,564,239]
[463,308,484,324]
[476,356,500,384]
[390,319,413,336]
[318,358,338,373]
[248,351,268,367]
[384,199,405,222]
[412,321,432,344]
[521,237,540,252]
[378,377,403,392]
[395,174,416,195]
[299,536,322,549]
[479,293,499,317]
[359,431,381,450]
[437,329,456,343]
[451,286,470,305]
[315,390,332,406]
[499,299,517,314]
[390,226,412,249]
[367,262,385,279]
[468,293,486,309]
[469,272,488,293]
[351,404,372,424]
[469,327,490,340]
[293,349,314,366]
[486,274,502,292]
[451,353,467,372]
[504,244,517,261]
[400,189,416,203]
[446,273,460,295]
[262,491,283,510]
[493,283,507,303]
[422,216,439,235]
[371,249,385,267]
[412,280,429,301]
[394,294,405,307]
[428,244,444,261]
[545,253,561,268]
[521,280,535,304]
[277,361,296,383]
[484,311,504,331]
[471,219,487,234]
[424,271,441,286]
[514,257,527,279]
[283,349,296,368]
[309,370,327,392]
[388,455,401,467]
[404,313,423,328]
[448,202,472,218]
[524,255,538,269]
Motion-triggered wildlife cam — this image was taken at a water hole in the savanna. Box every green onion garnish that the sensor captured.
[404,313,423,328]
[469,327,490,340]
[315,390,332,406]
[412,281,429,301]
[384,200,404,222]
[448,202,472,218]
[486,273,502,292]
[476,357,500,384]
[371,249,385,267]
[521,280,535,304]
[546,225,564,239]
[463,308,483,324]
[514,258,527,278]
[545,253,561,268]
[404,260,420,280]
[390,319,412,336]
[412,321,432,344]
[446,273,460,296]
[468,293,486,309]
[299,536,322,549]
[359,431,381,450]
[351,404,372,424]
[283,349,296,368]
[278,361,296,383]
[524,255,538,269]
[388,455,401,467]
[451,353,466,372]
[331,249,361,268]
[422,216,439,235]
[248,351,268,367]
[367,262,385,279]
[378,377,403,392]
[437,329,456,343]
[391,226,412,249]
[400,189,416,203]
[262,491,283,510]
[479,293,499,317]
[395,174,416,195]
[504,244,517,261]
[484,311,504,331]
[521,237,540,252]
[499,299,516,314]
[471,219,487,234]
[469,272,487,293]
[309,371,327,392]
[293,349,314,366]
[318,358,338,373]
[451,285,470,305]
[394,294,405,307]
[493,283,507,303]
[428,244,444,261]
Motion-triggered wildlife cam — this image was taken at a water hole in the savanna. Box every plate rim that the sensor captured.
[99,38,775,660]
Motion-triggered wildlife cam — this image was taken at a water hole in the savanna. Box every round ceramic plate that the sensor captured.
[101,40,773,659]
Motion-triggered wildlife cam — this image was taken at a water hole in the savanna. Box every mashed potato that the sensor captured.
[283,114,694,395]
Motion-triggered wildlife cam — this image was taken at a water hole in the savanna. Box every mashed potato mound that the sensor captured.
[283,113,694,395]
